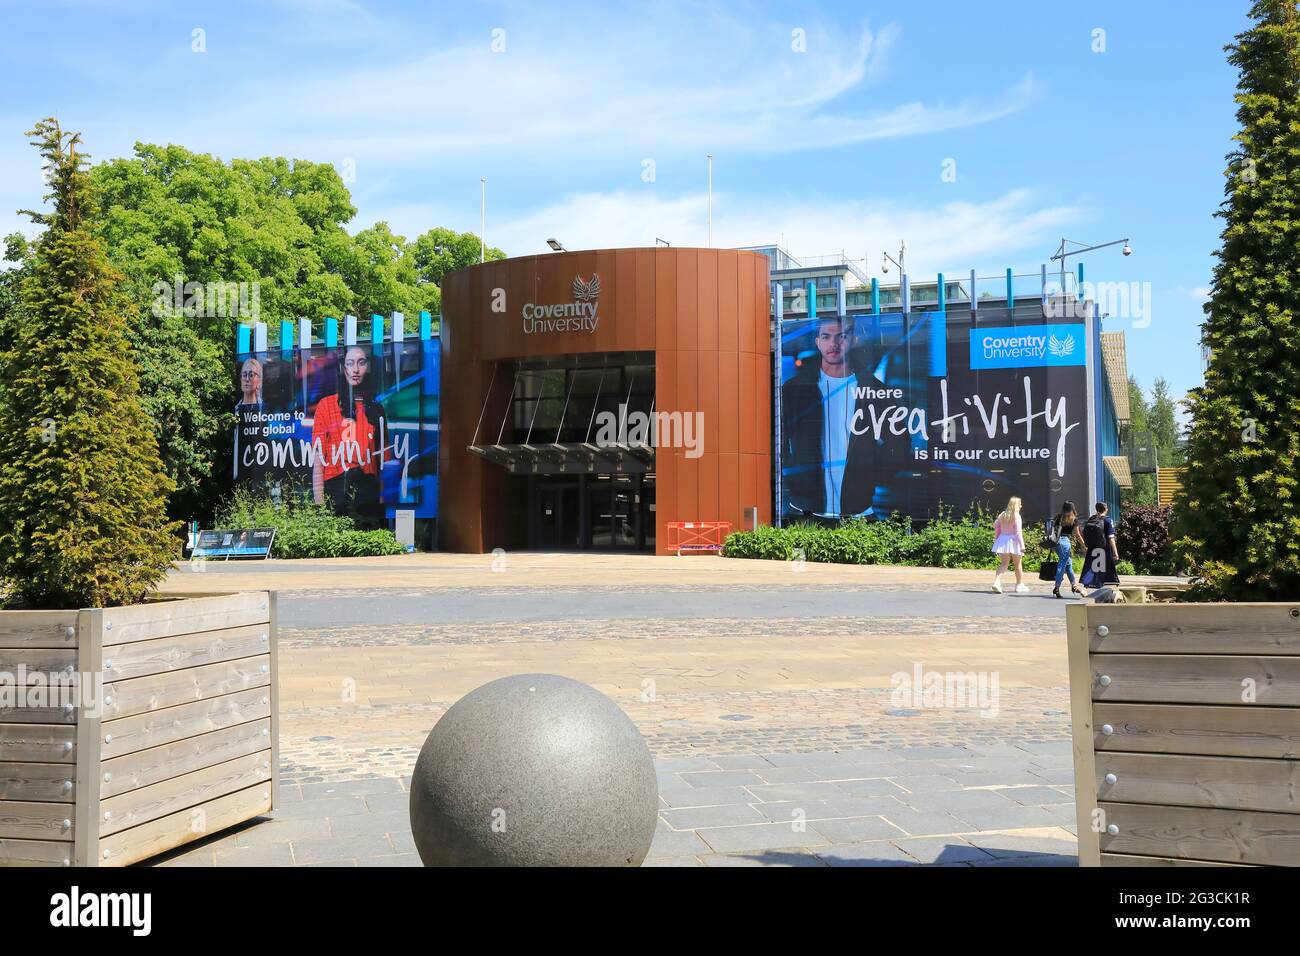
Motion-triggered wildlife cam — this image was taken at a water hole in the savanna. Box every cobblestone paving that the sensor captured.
[148,557,1081,867]
[280,614,1063,648]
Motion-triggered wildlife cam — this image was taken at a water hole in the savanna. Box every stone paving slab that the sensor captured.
[146,555,1084,868]
[153,743,1080,868]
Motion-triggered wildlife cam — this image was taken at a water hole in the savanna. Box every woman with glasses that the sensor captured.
[311,345,385,518]
[233,357,265,483]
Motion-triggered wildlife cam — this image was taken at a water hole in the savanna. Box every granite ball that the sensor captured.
[409,673,658,866]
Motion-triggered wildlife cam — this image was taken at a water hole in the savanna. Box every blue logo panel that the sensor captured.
[969,323,1086,369]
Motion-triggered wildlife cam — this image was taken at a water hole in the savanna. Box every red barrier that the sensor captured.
[665,521,731,556]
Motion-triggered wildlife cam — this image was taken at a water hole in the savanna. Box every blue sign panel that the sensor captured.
[969,323,1086,369]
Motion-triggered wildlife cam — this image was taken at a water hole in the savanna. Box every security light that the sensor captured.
[547,238,566,252]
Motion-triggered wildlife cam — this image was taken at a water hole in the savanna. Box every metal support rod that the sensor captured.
[525,371,543,445]
[585,362,609,443]
[471,363,498,447]
[555,367,578,443]
[496,370,519,445]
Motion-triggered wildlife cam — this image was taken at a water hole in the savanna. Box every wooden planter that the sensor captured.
[0,592,279,866]
[1067,602,1300,867]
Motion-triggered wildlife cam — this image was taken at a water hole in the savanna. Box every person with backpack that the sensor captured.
[1049,501,1086,599]
[990,496,1029,593]
[1080,501,1121,590]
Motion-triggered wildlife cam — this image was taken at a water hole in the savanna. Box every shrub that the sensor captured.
[1119,505,1174,574]
[216,487,404,559]
[723,507,1055,571]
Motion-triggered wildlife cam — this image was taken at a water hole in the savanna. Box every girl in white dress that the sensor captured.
[990,496,1029,593]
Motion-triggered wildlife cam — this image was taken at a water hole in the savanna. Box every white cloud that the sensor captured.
[146,14,1034,164]
[399,186,1080,275]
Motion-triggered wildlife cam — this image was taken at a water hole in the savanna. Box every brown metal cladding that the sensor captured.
[439,246,771,554]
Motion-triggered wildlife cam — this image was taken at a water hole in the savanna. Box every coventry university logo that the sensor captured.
[522,274,601,334]
[969,323,1087,369]
[572,273,601,302]
[1048,332,1076,358]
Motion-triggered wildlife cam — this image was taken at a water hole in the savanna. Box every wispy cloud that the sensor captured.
[144,12,1035,164]
[366,186,1079,273]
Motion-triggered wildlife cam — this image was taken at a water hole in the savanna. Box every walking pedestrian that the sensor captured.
[991,496,1029,593]
[1050,501,1086,599]
[1080,501,1121,590]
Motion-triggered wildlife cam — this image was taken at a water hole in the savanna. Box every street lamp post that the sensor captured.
[1051,237,1131,291]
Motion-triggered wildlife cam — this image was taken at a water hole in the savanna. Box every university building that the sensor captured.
[231,245,1130,556]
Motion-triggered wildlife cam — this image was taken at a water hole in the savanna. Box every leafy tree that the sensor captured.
[411,225,507,297]
[75,142,503,522]
[0,120,178,608]
[1122,375,1156,506]
[1176,0,1300,600]
[1149,378,1183,466]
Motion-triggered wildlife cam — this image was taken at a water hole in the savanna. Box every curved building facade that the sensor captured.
[439,247,772,555]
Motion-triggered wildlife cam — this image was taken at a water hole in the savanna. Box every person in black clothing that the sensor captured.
[1080,501,1121,589]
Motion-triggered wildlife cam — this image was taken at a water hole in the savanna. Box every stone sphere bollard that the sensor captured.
[409,674,658,866]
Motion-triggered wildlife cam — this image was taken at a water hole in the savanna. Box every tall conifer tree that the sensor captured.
[1177,1,1300,600]
[0,120,177,608]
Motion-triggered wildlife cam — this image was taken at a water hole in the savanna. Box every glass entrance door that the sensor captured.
[533,480,580,549]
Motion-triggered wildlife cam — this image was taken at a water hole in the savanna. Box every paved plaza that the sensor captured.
[153,553,1093,867]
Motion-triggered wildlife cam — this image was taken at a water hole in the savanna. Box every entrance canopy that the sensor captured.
[469,351,656,475]
[468,440,654,475]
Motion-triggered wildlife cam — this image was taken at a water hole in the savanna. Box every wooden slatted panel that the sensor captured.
[0,648,78,676]
[1091,654,1300,706]
[100,782,272,867]
[1094,702,1300,758]
[1100,852,1242,867]
[1095,751,1300,814]
[101,655,271,721]
[1099,801,1300,866]
[0,612,78,649]
[0,763,75,803]
[1066,604,1101,866]
[0,702,76,725]
[0,800,73,840]
[102,719,270,798]
[100,592,269,645]
[1086,604,1300,655]
[0,838,73,866]
[0,724,76,763]
[102,623,270,682]
[101,687,270,760]
[100,750,271,836]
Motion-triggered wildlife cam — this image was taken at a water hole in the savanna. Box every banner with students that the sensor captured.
[232,340,438,523]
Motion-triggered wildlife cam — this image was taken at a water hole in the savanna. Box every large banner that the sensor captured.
[779,310,1090,526]
[232,340,438,522]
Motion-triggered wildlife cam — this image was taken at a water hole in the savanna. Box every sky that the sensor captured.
[0,0,1252,404]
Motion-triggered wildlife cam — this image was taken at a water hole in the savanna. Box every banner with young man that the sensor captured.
[232,340,439,523]
[779,309,1091,527]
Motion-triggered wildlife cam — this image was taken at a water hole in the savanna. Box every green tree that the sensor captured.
[410,225,507,301]
[1122,375,1157,506]
[0,120,178,608]
[81,143,504,522]
[1149,378,1183,466]
[1176,0,1300,600]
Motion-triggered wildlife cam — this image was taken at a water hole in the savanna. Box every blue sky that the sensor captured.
[0,0,1251,403]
